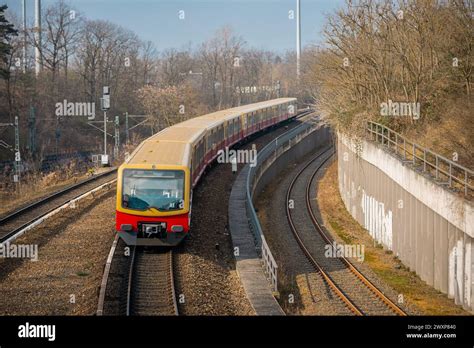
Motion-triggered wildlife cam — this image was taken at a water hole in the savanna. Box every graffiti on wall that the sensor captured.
[361,190,393,250]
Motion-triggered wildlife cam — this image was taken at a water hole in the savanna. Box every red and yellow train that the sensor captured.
[116,98,297,246]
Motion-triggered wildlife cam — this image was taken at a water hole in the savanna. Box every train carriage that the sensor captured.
[116,98,297,246]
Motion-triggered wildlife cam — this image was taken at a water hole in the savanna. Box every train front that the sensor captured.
[115,164,190,246]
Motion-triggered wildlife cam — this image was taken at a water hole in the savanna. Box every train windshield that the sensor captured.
[122,169,185,211]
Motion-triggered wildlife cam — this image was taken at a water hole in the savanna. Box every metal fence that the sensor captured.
[261,235,278,292]
[245,116,320,291]
[367,121,473,198]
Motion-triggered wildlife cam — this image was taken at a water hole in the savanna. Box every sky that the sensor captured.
[4,0,346,53]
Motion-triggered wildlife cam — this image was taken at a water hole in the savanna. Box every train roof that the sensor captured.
[129,140,190,166]
[126,97,296,166]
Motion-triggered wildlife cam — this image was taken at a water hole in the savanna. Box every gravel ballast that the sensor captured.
[0,189,116,315]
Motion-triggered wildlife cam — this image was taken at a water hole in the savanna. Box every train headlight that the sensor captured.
[120,224,133,232]
[171,225,184,233]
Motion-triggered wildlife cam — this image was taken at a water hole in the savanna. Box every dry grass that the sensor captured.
[317,161,471,315]
[0,164,108,217]
[404,99,474,170]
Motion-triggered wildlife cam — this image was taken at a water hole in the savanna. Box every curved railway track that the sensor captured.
[285,146,407,316]
[96,111,313,316]
[0,169,117,244]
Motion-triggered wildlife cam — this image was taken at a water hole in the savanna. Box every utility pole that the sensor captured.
[124,114,148,143]
[14,116,21,193]
[28,106,36,156]
[101,86,110,165]
[125,112,129,144]
[114,116,120,159]
[34,0,42,76]
[104,111,107,154]
[22,0,27,73]
[296,0,301,78]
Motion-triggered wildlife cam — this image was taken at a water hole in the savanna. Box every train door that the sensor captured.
[251,112,256,133]
[211,128,216,159]
[243,113,248,137]
[205,131,212,164]
[223,121,228,147]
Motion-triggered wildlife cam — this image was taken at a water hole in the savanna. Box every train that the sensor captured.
[116,97,297,246]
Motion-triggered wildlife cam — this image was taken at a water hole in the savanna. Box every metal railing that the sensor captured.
[367,121,473,198]
[261,235,278,292]
[245,115,320,291]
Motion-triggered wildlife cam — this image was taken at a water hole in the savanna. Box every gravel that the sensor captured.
[0,120,303,316]
[0,188,116,315]
[256,146,420,315]
[175,121,301,315]
[256,148,343,315]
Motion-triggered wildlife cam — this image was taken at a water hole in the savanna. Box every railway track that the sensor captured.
[285,146,407,316]
[96,111,312,316]
[126,247,178,316]
[0,169,117,244]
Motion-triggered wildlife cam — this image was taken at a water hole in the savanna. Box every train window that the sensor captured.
[199,141,204,163]
[207,132,212,150]
[122,169,185,211]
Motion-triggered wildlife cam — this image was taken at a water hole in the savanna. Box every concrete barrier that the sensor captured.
[338,133,473,311]
[228,117,331,315]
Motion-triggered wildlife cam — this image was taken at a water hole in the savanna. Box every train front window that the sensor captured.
[122,169,185,211]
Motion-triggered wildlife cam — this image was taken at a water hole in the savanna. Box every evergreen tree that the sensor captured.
[0,5,18,79]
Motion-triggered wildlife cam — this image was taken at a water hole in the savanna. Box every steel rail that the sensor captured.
[305,150,407,316]
[285,146,363,316]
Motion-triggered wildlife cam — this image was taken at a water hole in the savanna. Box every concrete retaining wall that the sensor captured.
[338,133,474,311]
